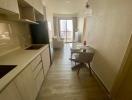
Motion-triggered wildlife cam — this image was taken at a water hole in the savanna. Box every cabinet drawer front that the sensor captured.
[35,70,44,93]
[41,47,51,76]
[30,55,41,71]
[43,63,49,76]
[42,48,50,65]
[43,54,50,69]
[42,47,49,57]
[33,62,43,79]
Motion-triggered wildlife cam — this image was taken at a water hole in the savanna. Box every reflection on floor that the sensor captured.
[37,43,109,100]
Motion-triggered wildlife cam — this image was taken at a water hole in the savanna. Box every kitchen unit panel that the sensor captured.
[0,81,22,100]
[41,47,50,76]
[24,0,43,14]
[0,0,19,14]
[14,65,37,100]
[35,69,44,93]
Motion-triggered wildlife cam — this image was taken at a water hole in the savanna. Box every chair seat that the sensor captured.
[70,48,95,76]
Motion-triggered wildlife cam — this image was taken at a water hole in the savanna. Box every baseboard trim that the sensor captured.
[91,69,112,99]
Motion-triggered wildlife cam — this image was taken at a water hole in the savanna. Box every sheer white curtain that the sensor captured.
[53,16,60,38]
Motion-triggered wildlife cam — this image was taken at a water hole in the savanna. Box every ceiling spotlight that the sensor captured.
[86,1,90,8]
[84,0,92,16]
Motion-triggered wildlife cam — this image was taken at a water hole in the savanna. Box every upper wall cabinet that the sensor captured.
[0,0,45,23]
[0,0,19,14]
[18,0,44,23]
[18,0,36,22]
[24,0,43,15]
[34,9,44,21]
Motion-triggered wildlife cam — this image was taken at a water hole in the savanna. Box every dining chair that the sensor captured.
[71,51,95,76]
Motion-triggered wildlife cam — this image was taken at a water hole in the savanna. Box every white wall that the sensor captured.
[87,0,132,91]
[78,17,83,32]
[78,17,84,42]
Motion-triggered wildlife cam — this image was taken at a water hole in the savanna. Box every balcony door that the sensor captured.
[59,20,73,43]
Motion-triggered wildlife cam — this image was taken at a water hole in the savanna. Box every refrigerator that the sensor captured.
[30,21,53,64]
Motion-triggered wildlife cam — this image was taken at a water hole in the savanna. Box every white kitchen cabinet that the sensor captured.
[17,0,44,23]
[33,62,43,79]
[35,69,44,93]
[35,9,44,21]
[30,55,41,71]
[41,47,51,76]
[14,55,45,100]
[0,81,22,100]
[24,0,43,15]
[14,65,37,100]
[0,0,19,14]
[32,60,44,93]
[19,6,36,21]
[0,46,50,100]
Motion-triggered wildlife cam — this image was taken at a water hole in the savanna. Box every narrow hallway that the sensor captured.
[37,44,109,100]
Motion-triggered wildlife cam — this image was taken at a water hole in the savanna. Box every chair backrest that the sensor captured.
[78,52,95,63]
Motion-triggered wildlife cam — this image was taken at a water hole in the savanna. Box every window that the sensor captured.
[59,20,73,42]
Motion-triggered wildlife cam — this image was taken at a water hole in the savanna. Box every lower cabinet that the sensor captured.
[32,61,44,93]
[14,65,37,100]
[0,45,51,100]
[14,55,45,100]
[35,69,44,93]
[41,47,51,76]
[0,81,22,100]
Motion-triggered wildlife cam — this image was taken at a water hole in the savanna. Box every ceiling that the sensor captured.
[43,0,88,16]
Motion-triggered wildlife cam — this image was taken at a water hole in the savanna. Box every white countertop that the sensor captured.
[0,44,49,92]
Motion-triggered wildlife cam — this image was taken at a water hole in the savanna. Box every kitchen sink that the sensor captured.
[0,65,17,79]
[25,44,45,50]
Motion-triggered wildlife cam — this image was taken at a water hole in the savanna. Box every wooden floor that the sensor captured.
[37,44,109,100]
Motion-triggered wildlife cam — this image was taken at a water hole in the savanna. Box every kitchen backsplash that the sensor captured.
[0,20,32,56]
